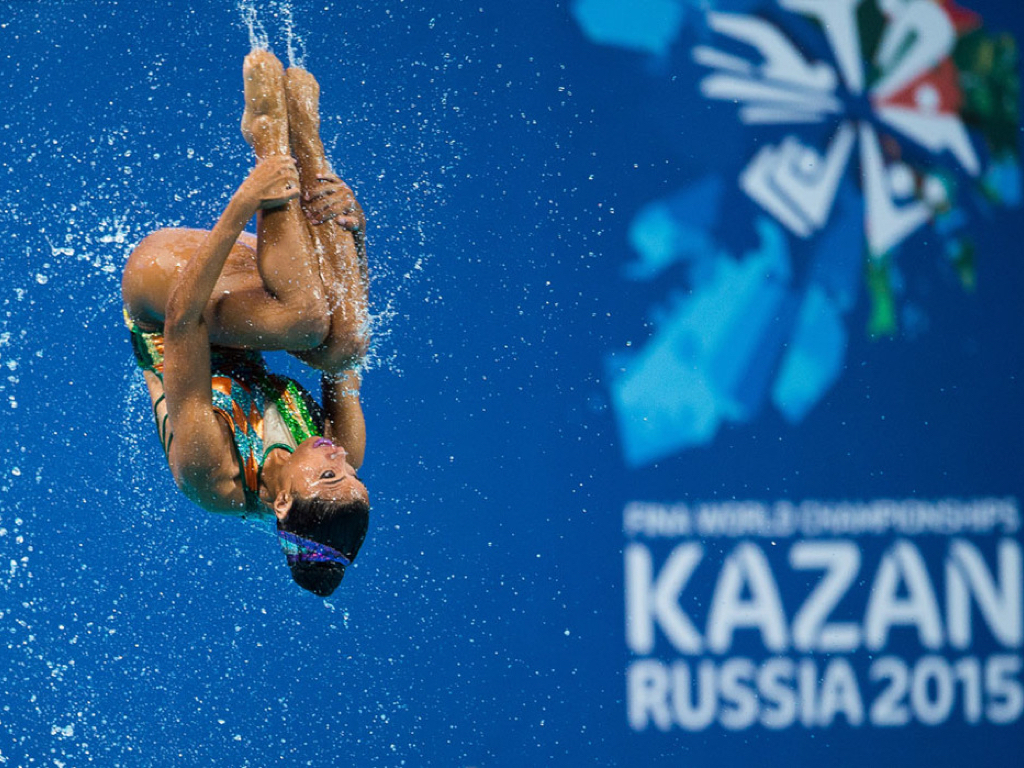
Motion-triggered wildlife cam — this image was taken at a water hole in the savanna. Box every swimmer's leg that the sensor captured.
[204,49,330,350]
[285,66,369,368]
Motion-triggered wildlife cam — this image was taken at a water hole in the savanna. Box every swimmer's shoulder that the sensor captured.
[141,370,251,516]
[154,388,250,516]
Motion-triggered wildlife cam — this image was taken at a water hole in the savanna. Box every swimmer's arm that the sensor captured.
[321,370,366,470]
[161,314,238,497]
[160,207,255,485]
[293,177,369,370]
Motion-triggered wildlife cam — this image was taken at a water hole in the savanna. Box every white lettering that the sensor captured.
[953,656,983,724]
[865,540,944,650]
[869,656,911,726]
[911,655,955,725]
[986,654,1024,724]
[625,543,704,654]
[798,658,817,728]
[707,543,788,653]
[789,540,861,652]
[670,660,716,730]
[625,654,1024,731]
[946,538,1023,649]
[758,657,797,729]
[626,659,672,731]
[718,658,758,730]
[818,657,864,726]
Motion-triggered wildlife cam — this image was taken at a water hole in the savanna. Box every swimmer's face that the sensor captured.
[277,437,369,511]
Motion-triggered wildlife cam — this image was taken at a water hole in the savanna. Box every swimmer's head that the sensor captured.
[275,495,370,596]
[272,437,371,596]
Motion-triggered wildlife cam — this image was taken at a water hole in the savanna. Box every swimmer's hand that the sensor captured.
[303,174,365,231]
[236,156,301,212]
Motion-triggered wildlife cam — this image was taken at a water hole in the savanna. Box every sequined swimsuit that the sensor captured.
[126,311,324,515]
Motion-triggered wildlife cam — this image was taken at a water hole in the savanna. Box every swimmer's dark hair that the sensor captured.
[278,496,370,597]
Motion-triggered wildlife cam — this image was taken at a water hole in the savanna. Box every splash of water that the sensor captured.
[280,2,307,69]
[239,0,269,51]
[238,0,307,66]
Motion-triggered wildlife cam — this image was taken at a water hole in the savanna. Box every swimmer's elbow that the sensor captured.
[162,298,202,336]
[348,330,371,362]
[333,315,371,358]
[289,312,332,350]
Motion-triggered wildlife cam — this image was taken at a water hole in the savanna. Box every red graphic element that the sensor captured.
[940,0,982,35]
[874,57,963,114]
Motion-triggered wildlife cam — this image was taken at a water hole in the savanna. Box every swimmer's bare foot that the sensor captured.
[284,66,331,187]
[241,49,289,158]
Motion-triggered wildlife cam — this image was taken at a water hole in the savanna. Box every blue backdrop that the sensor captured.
[0,0,1021,765]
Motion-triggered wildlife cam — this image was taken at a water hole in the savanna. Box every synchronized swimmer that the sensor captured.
[121,50,371,596]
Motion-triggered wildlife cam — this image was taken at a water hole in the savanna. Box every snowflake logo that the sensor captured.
[695,0,1012,258]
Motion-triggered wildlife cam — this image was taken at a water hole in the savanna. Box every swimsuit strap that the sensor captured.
[152,394,172,456]
[262,442,296,462]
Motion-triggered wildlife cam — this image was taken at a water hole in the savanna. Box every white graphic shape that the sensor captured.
[695,1,985,257]
[887,162,917,199]
[873,0,956,100]
[923,175,949,208]
[742,143,816,237]
[780,0,866,94]
[700,73,842,123]
[774,121,856,229]
[692,46,755,77]
[738,106,837,124]
[706,13,837,92]
[859,122,932,258]
[876,106,981,176]
[697,13,841,124]
[740,123,855,238]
